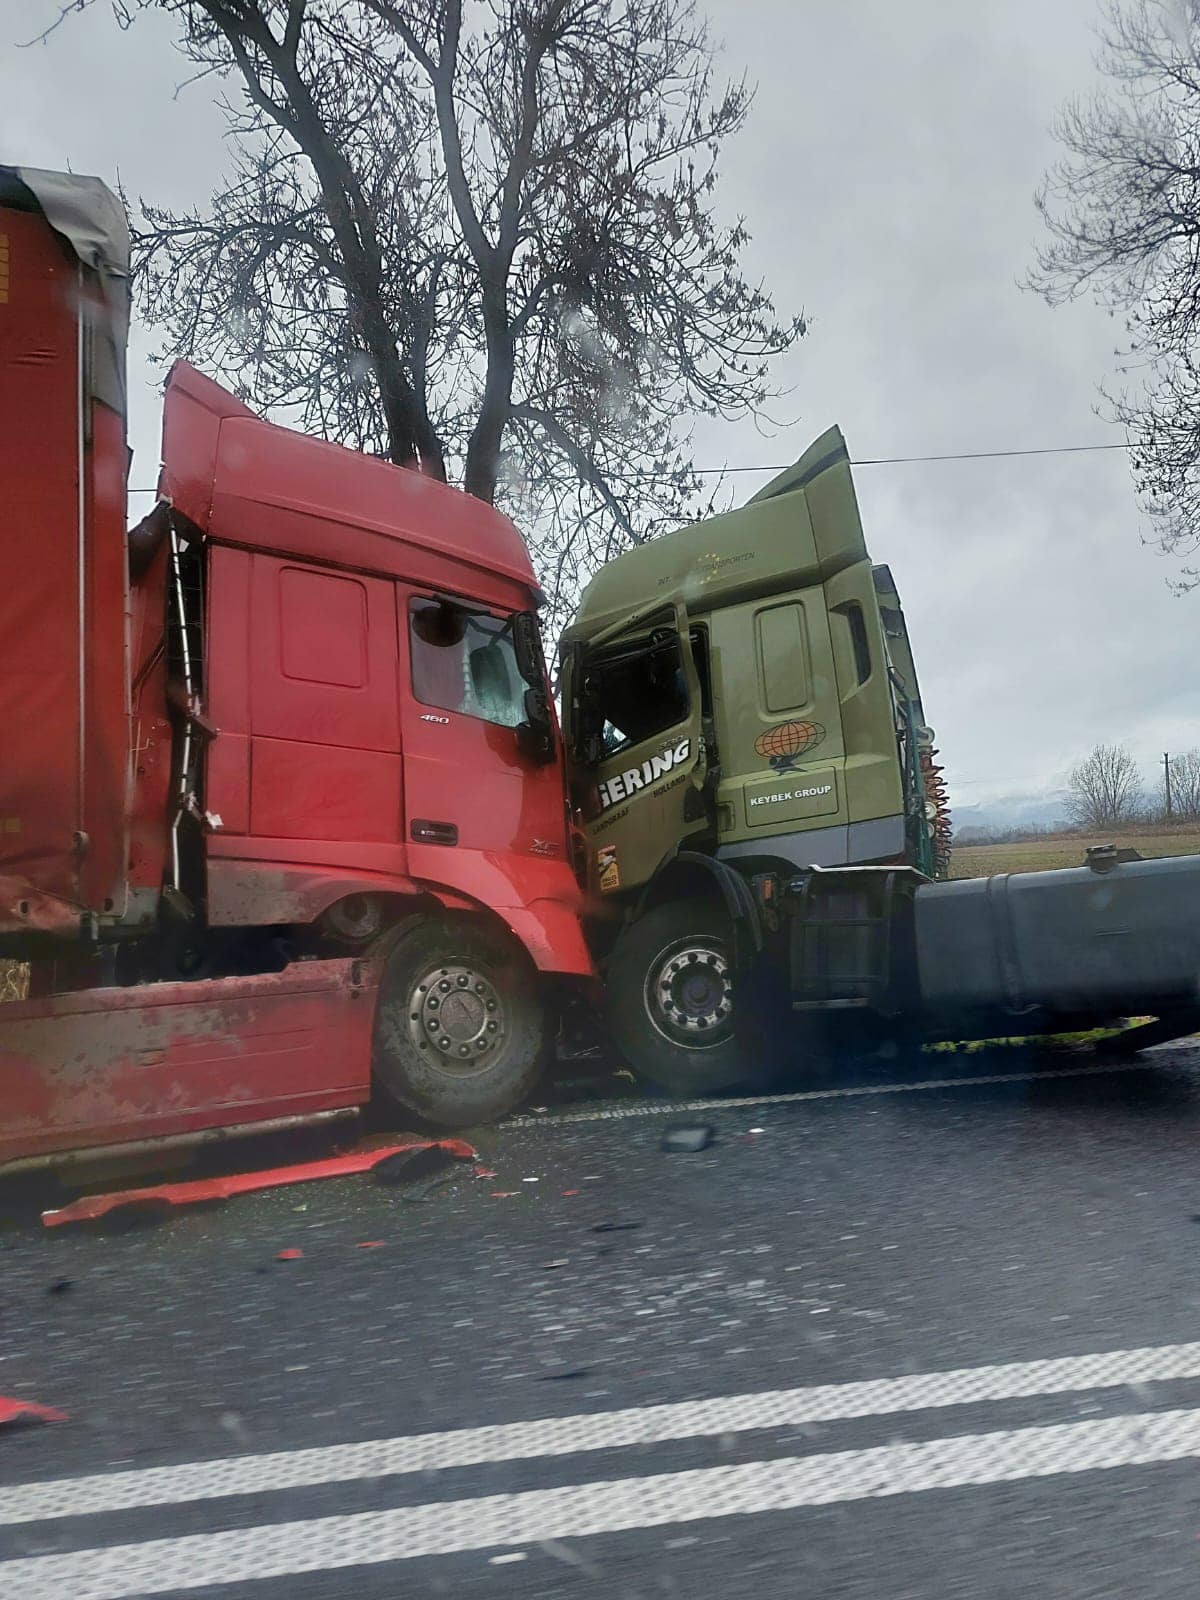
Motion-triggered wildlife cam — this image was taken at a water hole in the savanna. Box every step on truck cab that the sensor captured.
[0,167,591,1170]
[560,427,945,1092]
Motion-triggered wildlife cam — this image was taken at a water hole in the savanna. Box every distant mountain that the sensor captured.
[951,790,1071,838]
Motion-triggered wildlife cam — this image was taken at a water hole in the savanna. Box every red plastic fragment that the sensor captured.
[0,1397,68,1426]
[276,1248,303,1261]
[561,1189,580,1196]
[474,1168,498,1179]
[356,1241,386,1249]
[41,1137,478,1229]
[490,1191,519,1198]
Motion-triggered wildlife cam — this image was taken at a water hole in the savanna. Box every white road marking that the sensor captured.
[510,1058,1167,1124]
[4,1408,1199,1599]
[6,1339,1200,1526]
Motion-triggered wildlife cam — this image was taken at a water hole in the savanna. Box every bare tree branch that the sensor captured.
[74,0,802,617]
[1066,743,1145,827]
[1031,0,1200,589]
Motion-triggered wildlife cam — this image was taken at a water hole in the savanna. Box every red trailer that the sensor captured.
[0,167,592,1172]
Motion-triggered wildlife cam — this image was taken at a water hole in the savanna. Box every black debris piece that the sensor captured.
[373,1147,462,1188]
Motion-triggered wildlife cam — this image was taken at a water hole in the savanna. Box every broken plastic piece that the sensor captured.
[373,1143,473,1187]
[0,1397,68,1426]
[276,1248,303,1261]
[660,1124,715,1154]
[41,1137,476,1228]
[356,1241,386,1249]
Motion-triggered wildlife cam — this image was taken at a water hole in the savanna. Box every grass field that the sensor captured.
[950,825,1200,879]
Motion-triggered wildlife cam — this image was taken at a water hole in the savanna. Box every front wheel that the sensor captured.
[372,917,547,1128]
[605,899,749,1096]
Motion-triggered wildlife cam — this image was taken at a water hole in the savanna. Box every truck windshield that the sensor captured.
[580,632,688,758]
[409,599,525,729]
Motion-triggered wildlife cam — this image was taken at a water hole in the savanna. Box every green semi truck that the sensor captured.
[561,428,1200,1092]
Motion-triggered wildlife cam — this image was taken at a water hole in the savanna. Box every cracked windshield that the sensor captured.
[4,2,1200,1597]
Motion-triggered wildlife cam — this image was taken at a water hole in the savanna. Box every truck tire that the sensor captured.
[372,917,547,1128]
[605,899,751,1096]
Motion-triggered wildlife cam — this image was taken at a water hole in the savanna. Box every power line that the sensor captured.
[123,438,1146,495]
[698,441,1141,475]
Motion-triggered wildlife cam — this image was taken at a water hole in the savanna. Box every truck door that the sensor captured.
[569,603,707,897]
[398,592,567,869]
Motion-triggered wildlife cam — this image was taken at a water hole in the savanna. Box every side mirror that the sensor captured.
[516,684,556,765]
[512,611,544,686]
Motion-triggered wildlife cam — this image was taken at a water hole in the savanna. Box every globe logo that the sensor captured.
[753,720,826,773]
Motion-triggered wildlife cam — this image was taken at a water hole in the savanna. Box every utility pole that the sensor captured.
[1164,752,1173,820]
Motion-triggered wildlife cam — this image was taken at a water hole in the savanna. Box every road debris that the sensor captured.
[372,1142,474,1187]
[41,1138,475,1229]
[660,1123,715,1153]
[276,1248,303,1261]
[0,1397,68,1427]
[591,1221,641,1233]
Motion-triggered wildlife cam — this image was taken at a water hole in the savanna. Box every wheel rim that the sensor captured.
[644,935,734,1049]
[407,963,508,1076]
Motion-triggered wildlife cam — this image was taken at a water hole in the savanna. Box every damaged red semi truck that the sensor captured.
[0,166,593,1169]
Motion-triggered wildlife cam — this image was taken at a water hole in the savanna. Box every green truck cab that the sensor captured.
[560,427,941,1090]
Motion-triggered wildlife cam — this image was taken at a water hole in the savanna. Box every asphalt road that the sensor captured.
[3,1040,1200,1598]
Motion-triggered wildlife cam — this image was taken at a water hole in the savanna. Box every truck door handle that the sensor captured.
[411,820,458,847]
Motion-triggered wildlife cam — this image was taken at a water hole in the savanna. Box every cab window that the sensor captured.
[409,599,525,729]
[581,631,688,757]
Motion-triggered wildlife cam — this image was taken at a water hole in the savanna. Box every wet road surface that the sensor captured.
[2,1040,1200,1598]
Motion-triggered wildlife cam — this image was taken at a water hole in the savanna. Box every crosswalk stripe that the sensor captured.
[4,1407,1199,1599]
[4,1339,1200,1527]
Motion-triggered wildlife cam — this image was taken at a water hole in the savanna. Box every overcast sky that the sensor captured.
[5,0,1197,810]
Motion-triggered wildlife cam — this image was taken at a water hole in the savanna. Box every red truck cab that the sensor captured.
[0,168,590,1167]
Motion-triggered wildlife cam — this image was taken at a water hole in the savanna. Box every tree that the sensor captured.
[1029,0,1200,590]
[1162,747,1200,819]
[46,0,803,620]
[1065,742,1145,828]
